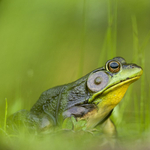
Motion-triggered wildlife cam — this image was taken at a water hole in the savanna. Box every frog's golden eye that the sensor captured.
[108,61,120,73]
[87,71,109,93]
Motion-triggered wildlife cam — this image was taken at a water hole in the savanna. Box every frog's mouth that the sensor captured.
[81,76,141,129]
[89,75,141,104]
[102,75,141,94]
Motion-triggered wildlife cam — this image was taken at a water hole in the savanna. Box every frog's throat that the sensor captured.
[80,83,131,129]
[82,77,139,129]
[94,76,140,108]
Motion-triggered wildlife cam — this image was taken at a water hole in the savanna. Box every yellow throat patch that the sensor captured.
[82,76,139,129]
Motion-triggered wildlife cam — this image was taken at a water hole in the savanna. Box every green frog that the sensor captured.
[7,57,143,134]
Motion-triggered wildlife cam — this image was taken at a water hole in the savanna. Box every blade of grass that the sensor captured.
[131,15,150,132]
[113,0,117,56]
[107,0,113,59]
[98,0,117,67]
[140,31,150,51]
[78,0,87,78]
[131,15,139,62]
[98,31,108,67]
[139,31,150,131]
[133,93,140,130]
[4,98,8,132]
[131,15,144,132]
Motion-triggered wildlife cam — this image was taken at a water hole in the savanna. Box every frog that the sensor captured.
[7,57,143,135]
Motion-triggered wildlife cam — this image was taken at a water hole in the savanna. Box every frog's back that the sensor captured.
[30,85,66,117]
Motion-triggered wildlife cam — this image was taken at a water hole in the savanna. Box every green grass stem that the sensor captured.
[107,0,113,59]
[131,15,144,131]
[139,31,150,131]
[131,15,139,62]
[98,0,117,66]
[113,0,117,56]
[4,98,8,132]
[131,15,150,132]
[98,32,107,67]
[78,0,87,78]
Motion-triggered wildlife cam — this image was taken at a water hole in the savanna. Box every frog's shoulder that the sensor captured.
[41,85,64,98]
[30,85,67,114]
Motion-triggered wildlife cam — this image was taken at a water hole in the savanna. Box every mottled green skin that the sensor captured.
[7,57,142,133]
[7,71,98,132]
[30,73,92,125]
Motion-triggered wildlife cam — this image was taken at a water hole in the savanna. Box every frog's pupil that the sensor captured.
[110,62,119,69]
[94,77,102,85]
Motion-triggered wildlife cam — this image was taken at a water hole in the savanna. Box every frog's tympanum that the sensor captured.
[7,57,143,135]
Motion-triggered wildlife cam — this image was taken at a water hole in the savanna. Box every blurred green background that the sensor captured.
[0,0,150,136]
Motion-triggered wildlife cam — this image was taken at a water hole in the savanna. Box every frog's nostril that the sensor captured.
[130,63,142,69]
[130,64,136,68]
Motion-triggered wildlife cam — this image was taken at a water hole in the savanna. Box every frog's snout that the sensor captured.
[131,63,143,76]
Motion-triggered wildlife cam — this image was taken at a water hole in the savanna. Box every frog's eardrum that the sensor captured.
[87,71,109,93]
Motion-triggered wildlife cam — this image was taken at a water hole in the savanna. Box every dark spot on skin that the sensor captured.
[83,100,88,104]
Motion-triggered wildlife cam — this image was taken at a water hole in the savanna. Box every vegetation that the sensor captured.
[0,0,150,149]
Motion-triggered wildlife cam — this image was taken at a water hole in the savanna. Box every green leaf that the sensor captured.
[62,118,73,130]
[71,116,77,126]
[74,120,87,131]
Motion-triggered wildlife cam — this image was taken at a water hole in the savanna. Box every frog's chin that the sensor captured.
[93,75,141,105]
[103,75,141,95]
[89,75,141,104]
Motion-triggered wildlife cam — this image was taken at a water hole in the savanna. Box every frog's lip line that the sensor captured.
[102,75,141,94]
[89,75,141,103]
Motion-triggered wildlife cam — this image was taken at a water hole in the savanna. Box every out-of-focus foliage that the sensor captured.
[0,0,150,149]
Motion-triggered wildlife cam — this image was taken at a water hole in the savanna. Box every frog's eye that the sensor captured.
[87,71,109,93]
[108,61,120,73]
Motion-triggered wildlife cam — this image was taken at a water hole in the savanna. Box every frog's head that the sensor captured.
[65,57,142,128]
[87,57,143,108]
[67,57,142,110]
[80,56,143,128]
